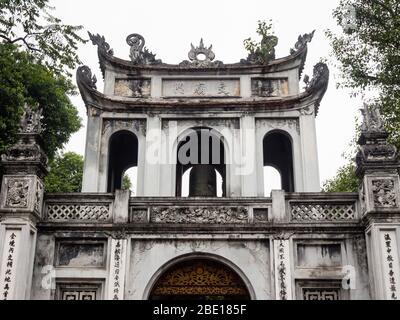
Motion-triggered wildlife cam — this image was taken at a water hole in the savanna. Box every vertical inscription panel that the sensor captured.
[108,239,127,300]
[162,79,241,98]
[380,231,400,300]
[274,239,293,300]
[0,230,21,300]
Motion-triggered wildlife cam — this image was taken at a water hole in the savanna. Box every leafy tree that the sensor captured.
[324,0,400,191]
[0,0,86,160]
[44,152,134,193]
[44,152,84,193]
[323,163,359,192]
[0,43,81,159]
[0,0,86,78]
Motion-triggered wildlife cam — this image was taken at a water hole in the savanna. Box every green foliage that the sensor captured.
[122,175,133,191]
[323,163,359,192]
[244,20,278,64]
[0,0,84,160]
[44,152,83,193]
[326,0,400,148]
[0,0,87,79]
[0,43,81,159]
[325,0,400,191]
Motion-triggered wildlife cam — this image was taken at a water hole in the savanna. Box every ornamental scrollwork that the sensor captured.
[290,30,315,55]
[151,207,249,224]
[76,66,97,90]
[19,105,42,134]
[360,103,385,133]
[304,62,330,93]
[126,33,162,65]
[372,179,398,208]
[5,179,30,208]
[88,32,114,56]
[180,39,223,68]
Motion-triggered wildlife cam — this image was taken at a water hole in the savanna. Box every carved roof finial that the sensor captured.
[180,39,223,68]
[291,30,315,54]
[360,103,385,133]
[126,33,162,65]
[19,104,43,134]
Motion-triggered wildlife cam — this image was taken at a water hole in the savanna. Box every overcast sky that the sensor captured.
[51,0,363,185]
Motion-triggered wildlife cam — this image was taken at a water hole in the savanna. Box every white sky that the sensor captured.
[51,0,363,186]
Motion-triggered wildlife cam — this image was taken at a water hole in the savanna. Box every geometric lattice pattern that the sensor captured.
[46,204,111,221]
[303,288,340,300]
[291,203,356,221]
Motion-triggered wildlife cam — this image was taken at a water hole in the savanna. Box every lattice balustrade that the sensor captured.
[291,202,356,221]
[45,203,111,222]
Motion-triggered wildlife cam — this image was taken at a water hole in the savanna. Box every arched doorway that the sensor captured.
[176,128,226,197]
[263,131,294,192]
[107,130,138,192]
[149,259,251,300]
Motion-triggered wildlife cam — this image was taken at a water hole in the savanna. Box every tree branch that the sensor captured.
[0,34,41,52]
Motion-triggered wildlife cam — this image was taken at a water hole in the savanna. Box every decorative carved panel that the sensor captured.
[253,208,269,223]
[150,207,248,224]
[151,260,249,298]
[114,79,151,98]
[251,78,289,97]
[55,241,106,268]
[303,288,340,300]
[46,204,111,222]
[372,179,398,208]
[129,208,148,223]
[4,178,30,209]
[57,283,102,300]
[291,203,356,221]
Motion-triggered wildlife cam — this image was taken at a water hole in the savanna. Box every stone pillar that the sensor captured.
[299,110,321,192]
[240,116,258,196]
[82,107,102,192]
[0,106,48,300]
[143,115,161,196]
[356,104,400,300]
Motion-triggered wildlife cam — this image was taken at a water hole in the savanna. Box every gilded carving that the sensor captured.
[151,207,248,224]
[152,260,248,296]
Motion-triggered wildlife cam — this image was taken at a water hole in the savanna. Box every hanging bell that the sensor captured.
[189,165,217,197]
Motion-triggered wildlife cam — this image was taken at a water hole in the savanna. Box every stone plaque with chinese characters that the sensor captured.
[381,231,400,300]
[0,230,20,300]
[114,79,151,98]
[162,79,240,98]
[108,239,127,300]
[251,78,289,97]
[274,239,293,300]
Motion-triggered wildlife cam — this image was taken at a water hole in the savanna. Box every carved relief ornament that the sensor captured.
[372,179,398,208]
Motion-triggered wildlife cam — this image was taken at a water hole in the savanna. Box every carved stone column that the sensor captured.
[0,106,48,300]
[356,104,400,300]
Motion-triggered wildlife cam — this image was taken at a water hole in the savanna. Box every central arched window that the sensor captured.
[176,128,226,197]
[107,130,138,193]
[263,131,294,193]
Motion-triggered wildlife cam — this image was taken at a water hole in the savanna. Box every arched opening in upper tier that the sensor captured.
[176,128,226,197]
[263,130,294,193]
[107,130,138,193]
